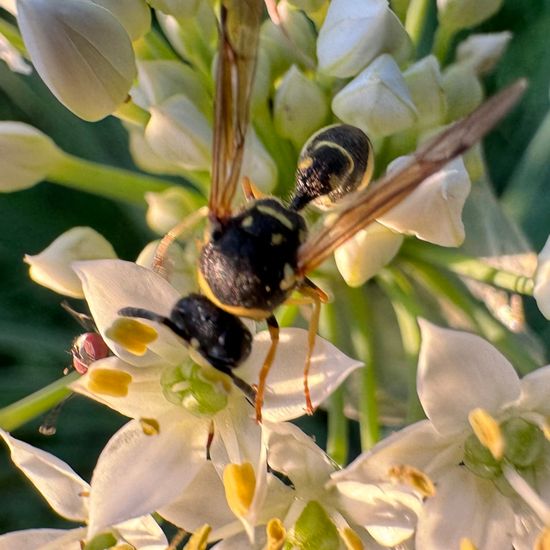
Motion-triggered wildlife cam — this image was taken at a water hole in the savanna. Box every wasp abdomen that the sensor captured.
[290,124,374,211]
[199,198,307,317]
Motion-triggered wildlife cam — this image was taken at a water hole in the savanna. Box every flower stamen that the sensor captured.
[468,408,504,460]
[265,518,286,550]
[340,526,364,550]
[388,464,436,497]
[88,368,132,397]
[182,525,211,550]
[223,462,256,518]
[105,318,158,356]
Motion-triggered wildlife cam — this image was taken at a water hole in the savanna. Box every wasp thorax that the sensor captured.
[199,198,307,317]
[290,124,374,211]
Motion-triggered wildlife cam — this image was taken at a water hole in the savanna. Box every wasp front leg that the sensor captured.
[255,314,279,423]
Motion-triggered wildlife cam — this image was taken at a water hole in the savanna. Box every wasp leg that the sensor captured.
[295,278,329,415]
[153,206,209,277]
[241,176,266,201]
[255,314,279,423]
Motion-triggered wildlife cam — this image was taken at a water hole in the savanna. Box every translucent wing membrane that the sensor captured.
[297,79,528,275]
[209,0,263,221]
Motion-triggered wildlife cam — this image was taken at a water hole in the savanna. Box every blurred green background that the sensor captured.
[0,0,549,536]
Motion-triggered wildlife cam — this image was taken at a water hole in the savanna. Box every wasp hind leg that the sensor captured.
[255,314,279,423]
[152,206,209,278]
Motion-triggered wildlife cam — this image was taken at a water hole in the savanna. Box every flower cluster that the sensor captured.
[0,1,549,549]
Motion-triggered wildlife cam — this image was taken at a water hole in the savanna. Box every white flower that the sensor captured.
[332,54,418,139]
[24,227,117,298]
[456,32,512,76]
[91,0,151,40]
[437,0,504,32]
[16,0,137,121]
[0,122,64,192]
[274,65,329,148]
[333,321,550,549]
[442,63,483,121]
[0,429,168,549]
[317,0,411,78]
[335,157,471,286]
[534,235,550,319]
[145,94,212,171]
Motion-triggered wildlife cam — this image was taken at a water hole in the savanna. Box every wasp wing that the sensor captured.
[297,79,528,275]
[209,0,263,221]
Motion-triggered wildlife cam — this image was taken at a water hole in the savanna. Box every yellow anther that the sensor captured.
[340,526,364,550]
[468,408,504,460]
[112,545,134,550]
[541,420,550,441]
[265,518,286,550]
[182,525,211,550]
[223,462,256,518]
[388,464,436,498]
[105,318,158,356]
[460,537,478,550]
[88,368,132,397]
[535,527,550,550]
[139,418,160,436]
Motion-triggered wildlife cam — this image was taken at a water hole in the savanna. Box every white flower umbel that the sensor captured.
[0,429,168,550]
[24,227,117,298]
[335,157,471,286]
[456,32,512,76]
[332,54,417,139]
[16,0,137,121]
[333,322,550,549]
[317,0,411,78]
[534,235,550,319]
[0,122,64,192]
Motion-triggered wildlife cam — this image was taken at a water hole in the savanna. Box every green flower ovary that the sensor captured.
[161,359,228,416]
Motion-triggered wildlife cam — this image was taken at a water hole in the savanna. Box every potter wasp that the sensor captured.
[122,0,526,421]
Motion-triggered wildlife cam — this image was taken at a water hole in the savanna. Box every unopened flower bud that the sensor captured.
[332,54,417,138]
[16,0,136,121]
[317,0,411,78]
[145,186,204,235]
[0,122,64,191]
[437,0,504,32]
[145,94,212,171]
[91,0,151,41]
[456,32,512,76]
[442,64,483,122]
[404,55,447,129]
[274,66,328,148]
[242,130,278,193]
[147,0,201,19]
[260,1,316,77]
[534,235,550,320]
[24,227,117,298]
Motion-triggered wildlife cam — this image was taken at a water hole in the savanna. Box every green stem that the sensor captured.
[0,372,80,431]
[344,286,379,451]
[405,0,431,51]
[402,258,539,375]
[320,298,348,466]
[376,268,425,422]
[401,240,534,296]
[134,28,179,61]
[432,23,455,64]
[114,100,151,127]
[49,154,173,205]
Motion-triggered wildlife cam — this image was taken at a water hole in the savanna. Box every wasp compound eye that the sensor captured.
[290,124,374,211]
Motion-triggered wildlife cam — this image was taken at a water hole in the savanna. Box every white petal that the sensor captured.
[115,515,168,550]
[91,0,151,41]
[416,466,514,550]
[17,0,136,121]
[456,32,512,76]
[145,94,212,171]
[241,129,278,194]
[418,321,521,435]
[158,461,237,534]
[534,235,550,319]
[235,328,363,422]
[332,420,459,484]
[0,430,89,522]
[147,0,201,18]
[0,528,86,550]
[332,54,417,139]
[128,128,186,176]
[73,259,186,367]
[378,157,471,246]
[88,416,207,535]
[70,356,177,419]
[0,121,63,192]
[334,222,404,286]
[518,365,550,415]
[337,482,420,546]
[0,32,32,74]
[25,227,117,298]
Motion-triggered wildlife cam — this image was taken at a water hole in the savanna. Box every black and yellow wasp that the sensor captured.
[122,0,526,422]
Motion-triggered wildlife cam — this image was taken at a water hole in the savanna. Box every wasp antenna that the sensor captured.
[118,307,167,324]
